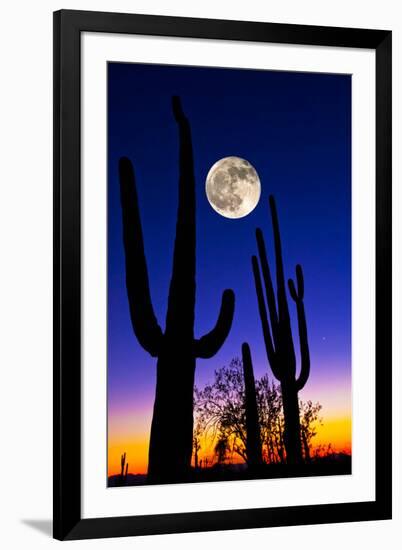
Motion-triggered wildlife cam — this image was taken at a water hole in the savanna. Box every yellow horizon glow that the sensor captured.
[108,415,351,477]
[108,436,149,477]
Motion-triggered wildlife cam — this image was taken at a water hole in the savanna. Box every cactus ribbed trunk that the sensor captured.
[148,355,196,482]
[252,196,310,466]
[242,343,263,468]
[281,381,303,464]
[119,97,235,484]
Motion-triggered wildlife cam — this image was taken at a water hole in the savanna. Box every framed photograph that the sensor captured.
[53,9,392,540]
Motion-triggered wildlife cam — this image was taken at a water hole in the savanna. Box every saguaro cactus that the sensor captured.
[242,343,263,468]
[252,195,310,465]
[120,452,128,484]
[119,97,235,483]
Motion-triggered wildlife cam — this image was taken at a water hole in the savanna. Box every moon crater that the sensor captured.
[205,157,261,219]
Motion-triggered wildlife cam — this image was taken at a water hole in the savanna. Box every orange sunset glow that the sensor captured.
[108,399,352,477]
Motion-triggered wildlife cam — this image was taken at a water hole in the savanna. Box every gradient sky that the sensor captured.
[107,62,351,476]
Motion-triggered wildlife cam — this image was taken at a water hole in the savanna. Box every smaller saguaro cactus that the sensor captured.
[120,452,126,477]
[120,452,128,484]
[242,343,263,468]
[252,195,310,465]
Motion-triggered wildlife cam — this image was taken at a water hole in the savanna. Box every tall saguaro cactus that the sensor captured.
[242,343,263,468]
[119,97,235,483]
[252,195,310,465]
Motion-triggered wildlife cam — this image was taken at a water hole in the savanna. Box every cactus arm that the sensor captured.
[269,195,296,371]
[288,265,310,391]
[171,95,195,245]
[269,195,292,325]
[288,264,304,302]
[295,300,310,391]
[252,255,281,380]
[194,289,235,358]
[171,95,195,272]
[165,96,196,333]
[119,157,163,357]
[256,228,279,341]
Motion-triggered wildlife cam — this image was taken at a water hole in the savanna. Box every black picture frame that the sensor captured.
[53,9,392,541]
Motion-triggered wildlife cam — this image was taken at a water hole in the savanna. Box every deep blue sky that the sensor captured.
[107,62,351,419]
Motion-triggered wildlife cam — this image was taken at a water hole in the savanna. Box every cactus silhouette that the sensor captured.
[242,343,263,467]
[120,452,126,477]
[120,452,128,484]
[252,195,310,464]
[119,96,235,483]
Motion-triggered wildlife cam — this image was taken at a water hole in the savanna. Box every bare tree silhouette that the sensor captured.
[252,195,310,464]
[194,358,247,464]
[256,376,285,463]
[118,97,235,483]
[194,357,321,469]
[214,436,229,465]
[193,422,202,469]
[300,400,323,462]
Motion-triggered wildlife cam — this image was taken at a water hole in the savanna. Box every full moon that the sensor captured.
[205,156,261,219]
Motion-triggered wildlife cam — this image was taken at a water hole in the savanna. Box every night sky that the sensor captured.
[107,62,351,475]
